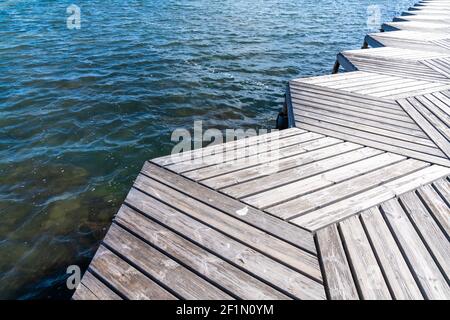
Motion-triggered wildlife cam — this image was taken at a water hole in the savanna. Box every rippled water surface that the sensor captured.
[0,0,416,299]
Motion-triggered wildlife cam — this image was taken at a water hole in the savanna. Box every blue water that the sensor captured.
[0,0,416,299]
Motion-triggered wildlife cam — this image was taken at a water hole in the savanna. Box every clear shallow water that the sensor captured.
[0,0,415,299]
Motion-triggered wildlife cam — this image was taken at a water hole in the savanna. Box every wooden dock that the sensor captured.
[73,0,450,300]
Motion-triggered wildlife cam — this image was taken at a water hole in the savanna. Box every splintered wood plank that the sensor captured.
[124,190,325,299]
[104,224,233,299]
[78,271,121,300]
[292,165,450,231]
[72,284,99,300]
[339,215,391,300]
[316,224,359,300]
[360,207,423,300]
[142,161,316,253]
[398,97,450,158]
[89,246,177,300]
[116,205,289,300]
[222,146,380,199]
[381,199,450,299]
[269,158,427,220]
[416,183,450,237]
[399,192,450,278]
[132,174,321,280]
[245,153,407,211]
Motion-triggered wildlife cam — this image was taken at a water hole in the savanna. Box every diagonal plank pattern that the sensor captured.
[365,30,450,54]
[292,71,450,100]
[337,48,450,82]
[73,0,450,300]
[288,78,450,166]
[318,180,450,300]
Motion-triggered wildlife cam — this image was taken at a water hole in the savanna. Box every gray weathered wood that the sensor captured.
[316,224,359,300]
[381,198,450,299]
[339,215,392,300]
[116,205,290,299]
[90,246,177,300]
[360,207,423,300]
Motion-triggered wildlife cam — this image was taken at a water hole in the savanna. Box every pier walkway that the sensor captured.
[73,0,450,300]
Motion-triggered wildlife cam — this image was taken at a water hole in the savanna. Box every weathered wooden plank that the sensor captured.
[399,192,450,278]
[316,224,359,300]
[202,138,348,190]
[104,223,233,299]
[72,284,99,300]
[431,91,450,117]
[295,111,441,153]
[413,95,450,142]
[339,215,392,300]
[245,153,406,211]
[291,85,408,116]
[295,122,450,167]
[365,32,450,54]
[433,177,450,204]
[90,246,177,300]
[116,205,289,300]
[360,207,423,300]
[167,131,321,174]
[381,199,450,299]
[338,51,449,83]
[153,128,303,167]
[291,165,450,231]
[269,158,428,220]
[398,98,450,158]
[77,271,122,300]
[184,134,333,181]
[382,21,450,33]
[132,174,321,280]
[142,161,317,253]
[290,95,419,128]
[290,79,405,110]
[124,189,326,299]
[293,103,428,138]
[222,146,380,199]
[420,93,450,122]
[416,183,450,237]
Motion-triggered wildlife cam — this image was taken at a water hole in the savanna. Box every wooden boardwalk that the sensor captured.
[73,0,450,300]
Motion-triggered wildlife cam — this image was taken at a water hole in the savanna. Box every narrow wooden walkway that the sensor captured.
[73,0,450,300]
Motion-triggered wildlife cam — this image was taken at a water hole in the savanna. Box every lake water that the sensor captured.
[0,0,416,299]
